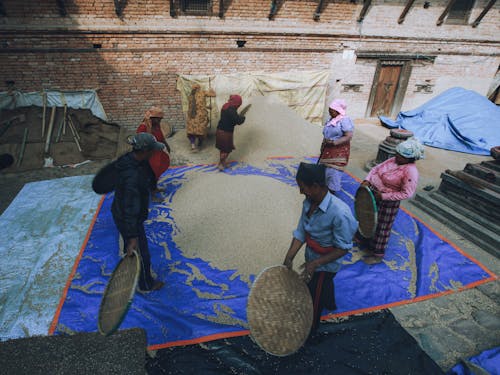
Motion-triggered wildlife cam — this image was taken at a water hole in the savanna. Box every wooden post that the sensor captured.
[44,106,56,154]
[17,128,29,167]
[41,92,47,137]
[68,117,82,152]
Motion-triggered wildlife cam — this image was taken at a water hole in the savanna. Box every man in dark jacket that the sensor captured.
[112,132,165,292]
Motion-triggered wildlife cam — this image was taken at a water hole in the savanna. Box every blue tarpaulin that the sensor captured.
[447,346,500,375]
[51,162,495,349]
[379,87,500,155]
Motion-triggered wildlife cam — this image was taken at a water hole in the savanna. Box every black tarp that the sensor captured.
[146,310,444,375]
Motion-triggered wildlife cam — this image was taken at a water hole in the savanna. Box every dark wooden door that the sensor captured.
[370,64,402,117]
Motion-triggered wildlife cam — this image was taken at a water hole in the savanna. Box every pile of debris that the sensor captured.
[0,106,121,171]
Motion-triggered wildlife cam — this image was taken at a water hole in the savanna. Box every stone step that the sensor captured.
[439,172,500,208]
[426,192,500,234]
[463,163,499,186]
[412,194,500,258]
[447,169,500,194]
[481,160,500,173]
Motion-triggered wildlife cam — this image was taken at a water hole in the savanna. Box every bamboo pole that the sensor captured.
[41,92,47,137]
[68,117,82,152]
[17,127,29,167]
[69,115,80,140]
[44,106,56,154]
[56,104,68,142]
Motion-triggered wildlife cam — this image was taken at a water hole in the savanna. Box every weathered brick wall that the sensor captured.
[0,0,498,128]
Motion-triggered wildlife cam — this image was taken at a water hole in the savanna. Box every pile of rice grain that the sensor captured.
[171,171,303,281]
[231,95,323,166]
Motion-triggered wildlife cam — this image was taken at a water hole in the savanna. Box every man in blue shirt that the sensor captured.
[284,162,358,330]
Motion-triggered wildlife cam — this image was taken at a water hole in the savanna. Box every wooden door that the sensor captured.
[370,64,402,117]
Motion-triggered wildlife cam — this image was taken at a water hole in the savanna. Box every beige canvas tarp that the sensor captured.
[176,70,330,127]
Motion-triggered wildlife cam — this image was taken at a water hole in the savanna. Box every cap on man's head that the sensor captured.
[128,132,165,151]
[296,162,326,186]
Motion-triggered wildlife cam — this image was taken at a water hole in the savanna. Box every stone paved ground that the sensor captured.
[1,119,498,372]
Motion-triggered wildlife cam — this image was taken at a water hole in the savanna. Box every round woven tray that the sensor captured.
[354,185,378,238]
[247,265,313,356]
[98,251,140,336]
[92,160,118,194]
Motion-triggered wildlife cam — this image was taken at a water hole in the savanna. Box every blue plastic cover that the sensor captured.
[380,87,500,155]
[447,346,500,375]
[52,162,495,348]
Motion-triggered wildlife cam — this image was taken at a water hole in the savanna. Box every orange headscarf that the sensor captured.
[142,106,164,132]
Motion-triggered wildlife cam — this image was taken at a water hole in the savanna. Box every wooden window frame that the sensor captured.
[180,0,213,15]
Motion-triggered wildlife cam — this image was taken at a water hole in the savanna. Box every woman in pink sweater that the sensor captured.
[361,138,425,265]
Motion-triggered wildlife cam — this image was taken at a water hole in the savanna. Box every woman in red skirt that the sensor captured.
[215,95,246,171]
[136,106,171,185]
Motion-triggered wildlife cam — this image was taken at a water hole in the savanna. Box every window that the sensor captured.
[446,0,475,24]
[181,0,212,15]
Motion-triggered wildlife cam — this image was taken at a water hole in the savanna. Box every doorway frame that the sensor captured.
[365,59,412,118]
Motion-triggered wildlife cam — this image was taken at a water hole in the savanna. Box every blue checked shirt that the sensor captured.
[293,192,358,273]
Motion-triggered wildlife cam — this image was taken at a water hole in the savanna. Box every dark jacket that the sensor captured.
[217,107,245,132]
[111,152,155,239]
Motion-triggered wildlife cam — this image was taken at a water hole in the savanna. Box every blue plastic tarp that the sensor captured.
[447,346,500,375]
[52,162,495,348]
[380,87,500,155]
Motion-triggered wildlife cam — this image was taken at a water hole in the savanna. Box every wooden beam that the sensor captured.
[219,0,232,18]
[357,0,372,22]
[436,0,457,26]
[114,0,127,18]
[170,0,177,17]
[269,0,278,20]
[219,0,224,18]
[472,0,496,27]
[313,0,326,21]
[268,0,285,20]
[398,0,416,24]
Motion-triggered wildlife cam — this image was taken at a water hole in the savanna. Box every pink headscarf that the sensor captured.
[326,99,347,127]
[222,95,242,110]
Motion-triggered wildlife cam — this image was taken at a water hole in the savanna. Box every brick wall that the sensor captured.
[0,0,498,129]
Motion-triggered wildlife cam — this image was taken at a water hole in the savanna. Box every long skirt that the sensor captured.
[215,129,235,153]
[369,200,401,256]
[319,142,350,170]
[307,271,336,331]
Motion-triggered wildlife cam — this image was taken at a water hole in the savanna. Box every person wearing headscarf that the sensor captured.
[136,106,171,184]
[215,94,246,171]
[112,132,166,292]
[318,99,354,195]
[186,83,216,151]
[283,163,358,331]
[361,138,425,265]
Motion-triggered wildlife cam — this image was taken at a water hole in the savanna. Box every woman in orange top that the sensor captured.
[136,106,171,184]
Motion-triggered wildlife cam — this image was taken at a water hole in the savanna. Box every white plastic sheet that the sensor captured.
[177,70,330,126]
[0,90,108,121]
